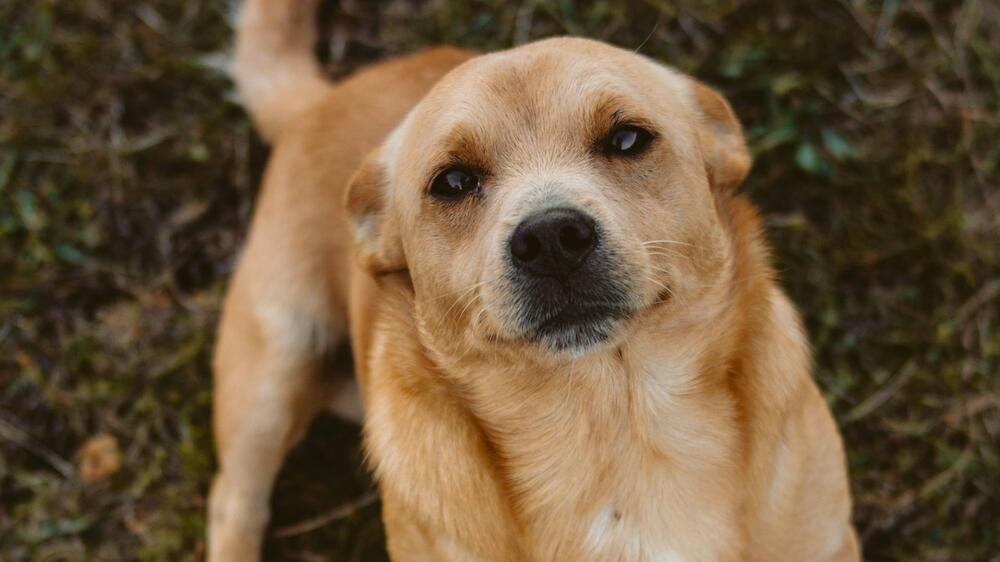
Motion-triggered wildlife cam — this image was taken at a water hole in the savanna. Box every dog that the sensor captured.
[207,1,860,560]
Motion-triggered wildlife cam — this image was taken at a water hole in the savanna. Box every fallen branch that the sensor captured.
[272,491,380,538]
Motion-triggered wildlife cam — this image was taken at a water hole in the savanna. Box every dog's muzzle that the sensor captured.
[506,207,631,350]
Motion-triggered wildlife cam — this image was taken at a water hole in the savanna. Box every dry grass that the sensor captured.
[1,0,997,560]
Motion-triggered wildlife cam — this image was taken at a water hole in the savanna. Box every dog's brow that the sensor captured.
[431,125,492,172]
[586,95,653,139]
[590,93,628,116]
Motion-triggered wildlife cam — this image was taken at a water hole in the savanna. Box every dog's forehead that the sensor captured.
[418,38,695,137]
[468,43,625,105]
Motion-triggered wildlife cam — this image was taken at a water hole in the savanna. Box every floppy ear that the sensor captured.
[345,150,406,274]
[689,80,752,192]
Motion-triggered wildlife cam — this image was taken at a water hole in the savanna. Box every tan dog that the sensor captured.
[207,1,860,560]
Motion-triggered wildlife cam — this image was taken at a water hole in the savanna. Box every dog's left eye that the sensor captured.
[604,125,653,157]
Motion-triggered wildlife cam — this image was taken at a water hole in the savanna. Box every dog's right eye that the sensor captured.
[429,166,480,201]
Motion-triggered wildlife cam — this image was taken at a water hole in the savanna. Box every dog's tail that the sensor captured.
[233,0,331,142]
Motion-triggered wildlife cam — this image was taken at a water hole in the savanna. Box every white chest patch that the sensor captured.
[584,505,688,562]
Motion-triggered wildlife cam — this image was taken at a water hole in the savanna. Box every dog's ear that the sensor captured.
[689,80,752,192]
[345,150,406,274]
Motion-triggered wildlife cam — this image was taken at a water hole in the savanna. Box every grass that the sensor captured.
[1,0,997,560]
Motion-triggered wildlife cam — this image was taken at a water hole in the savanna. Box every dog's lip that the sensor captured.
[520,283,671,342]
[531,303,630,334]
[520,278,672,338]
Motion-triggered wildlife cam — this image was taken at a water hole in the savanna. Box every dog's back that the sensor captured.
[209,2,472,560]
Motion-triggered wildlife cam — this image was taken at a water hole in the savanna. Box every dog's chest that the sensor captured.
[495,351,743,562]
[368,330,744,561]
[533,475,737,562]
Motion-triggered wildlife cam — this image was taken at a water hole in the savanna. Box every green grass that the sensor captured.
[1,1,997,560]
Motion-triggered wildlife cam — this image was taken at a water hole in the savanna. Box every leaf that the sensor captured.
[772,73,802,96]
[795,141,830,176]
[751,122,798,155]
[821,128,860,160]
[55,244,86,264]
[0,155,16,191]
[188,143,210,162]
[79,434,122,483]
[17,189,43,230]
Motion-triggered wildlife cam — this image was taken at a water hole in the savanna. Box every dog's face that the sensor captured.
[348,38,750,358]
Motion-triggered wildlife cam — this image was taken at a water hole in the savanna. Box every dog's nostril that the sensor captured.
[512,232,542,262]
[559,223,593,254]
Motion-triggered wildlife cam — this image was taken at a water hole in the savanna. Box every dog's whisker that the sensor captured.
[648,265,676,278]
[680,273,774,289]
[464,304,497,356]
[456,289,485,320]
[646,268,775,290]
[644,245,691,253]
[643,245,694,263]
[442,276,504,320]
[473,307,490,330]
[644,275,673,295]
[640,239,694,247]
[432,276,496,304]
[441,283,484,319]
[442,289,476,318]
[645,250,691,261]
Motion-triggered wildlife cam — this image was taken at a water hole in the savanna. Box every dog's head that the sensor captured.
[347,38,750,358]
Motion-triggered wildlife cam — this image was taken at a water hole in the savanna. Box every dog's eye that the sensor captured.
[430,166,480,200]
[605,125,653,156]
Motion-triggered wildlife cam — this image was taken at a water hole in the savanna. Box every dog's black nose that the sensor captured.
[509,207,598,277]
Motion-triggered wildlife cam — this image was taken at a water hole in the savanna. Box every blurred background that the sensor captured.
[1,0,997,560]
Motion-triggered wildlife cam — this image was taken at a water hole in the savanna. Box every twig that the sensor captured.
[272,491,379,538]
[919,449,974,500]
[845,362,917,422]
[513,0,536,46]
[0,416,75,479]
[954,280,1000,325]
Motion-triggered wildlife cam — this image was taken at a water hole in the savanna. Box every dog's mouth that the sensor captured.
[533,304,628,333]
[527,303,631,351]
[517,279,673,352]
